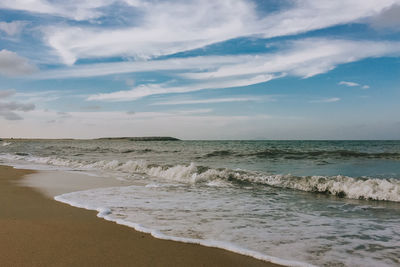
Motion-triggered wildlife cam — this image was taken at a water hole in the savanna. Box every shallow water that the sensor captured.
[1,140,400,266]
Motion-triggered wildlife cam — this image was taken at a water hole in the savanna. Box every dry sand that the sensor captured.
[0,165,282,267]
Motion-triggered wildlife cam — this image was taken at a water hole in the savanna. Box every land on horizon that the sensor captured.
[1,137,181,141]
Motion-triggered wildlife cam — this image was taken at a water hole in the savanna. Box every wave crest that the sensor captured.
[1,153,399,202]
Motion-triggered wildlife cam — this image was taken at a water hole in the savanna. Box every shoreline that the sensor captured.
[0,165,282,267]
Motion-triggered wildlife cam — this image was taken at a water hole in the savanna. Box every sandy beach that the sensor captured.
[0,165,281,267]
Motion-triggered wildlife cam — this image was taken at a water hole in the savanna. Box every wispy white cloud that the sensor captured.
[0,49,37,76]
[35,0,400,65]
[77,37,400,101]
[36,38,400,91]
[183,39,400,80]
[34,56,245,79]
[339,81,370,89]
[173,109,213,115]
[339,81,360,87]
[0,0,117,21]
[309,97,341,103]
[13,90,61,104]
[87,74,276,101]
[0,21,27,36]
[43,0,255,65]
[254,0,398,39]
[151,97,260,106]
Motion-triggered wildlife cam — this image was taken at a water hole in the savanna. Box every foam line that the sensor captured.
[54,193,316,267]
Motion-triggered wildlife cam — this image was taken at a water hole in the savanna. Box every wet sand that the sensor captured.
[0,165,282,267]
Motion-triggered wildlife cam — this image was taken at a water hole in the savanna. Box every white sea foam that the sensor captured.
[258,174,400,202]
[54,192,314,267]
[53,183,400,267]
[1,142,11,146]
[1,153,399,202]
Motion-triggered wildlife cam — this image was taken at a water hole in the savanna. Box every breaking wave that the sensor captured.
[1,153,400,202]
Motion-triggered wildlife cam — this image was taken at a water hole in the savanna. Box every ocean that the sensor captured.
[1,139,399,266]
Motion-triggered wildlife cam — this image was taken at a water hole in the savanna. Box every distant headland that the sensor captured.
[1,137,180,141]
[96,137,180,141]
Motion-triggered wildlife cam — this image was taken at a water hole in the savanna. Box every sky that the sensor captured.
[0,0,400,140]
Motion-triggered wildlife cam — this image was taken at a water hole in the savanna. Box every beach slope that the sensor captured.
[0,165,281,267]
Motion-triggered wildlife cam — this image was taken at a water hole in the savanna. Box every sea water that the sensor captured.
[1,140,399,266]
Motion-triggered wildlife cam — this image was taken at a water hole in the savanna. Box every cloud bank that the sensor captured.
[0,90,35,120]
[369,4,400,30]
[0,50,37,76]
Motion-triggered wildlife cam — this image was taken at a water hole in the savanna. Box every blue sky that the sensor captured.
[1,0,400,139]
